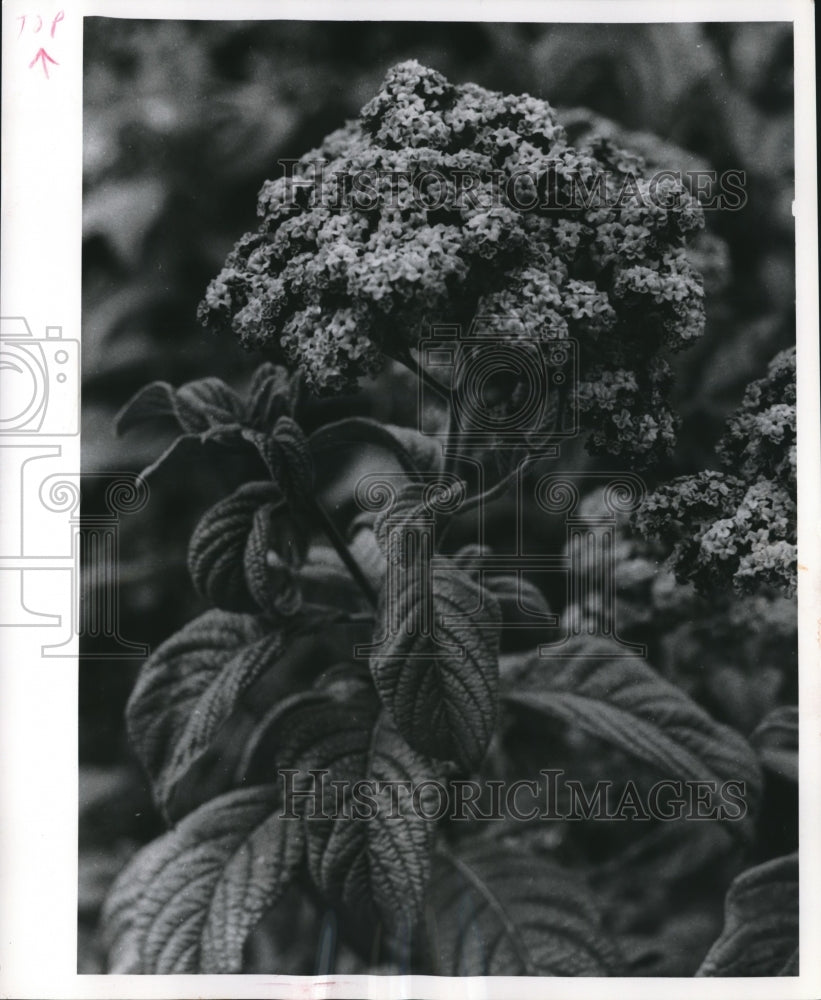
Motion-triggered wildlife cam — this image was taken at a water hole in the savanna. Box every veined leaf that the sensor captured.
[697,853,798,976]
[242,416,314,511]
[126,610,285,816]
[101,785,303,973]
[370,561,501,769]
[100,834,171,974]
[116,373,309,483]
[115,377,244,436]
[272,667,438,932]
[372,482,429,557]
[453,545,554,638]
[424,839,620,975]
[243,505,303,617]
[310,417,443,474]
[502,637,763,831]
[188,481,283,612]
[750,705,797,782]
[246,363,300,429]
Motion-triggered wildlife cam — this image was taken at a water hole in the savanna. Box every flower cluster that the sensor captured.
[634,348,797,595]
[717,346,796,488]
[565,485,795,730]
[200,60,709,462]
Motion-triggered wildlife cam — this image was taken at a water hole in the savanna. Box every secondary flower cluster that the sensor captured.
[634,347,797,595]
[200,60,709,463]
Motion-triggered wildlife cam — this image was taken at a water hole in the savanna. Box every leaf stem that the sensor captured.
[393,348,452,405]
[437,459,526,547]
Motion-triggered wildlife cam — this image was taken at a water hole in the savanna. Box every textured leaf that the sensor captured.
[188,482,283,612]
[425,840,620,975]
[115,381,178,435]
[272,667,438,932]
[697,853,798,976]
[372,482,429,556]
[243,416,314,511]
[382,423,444,473]
[750,705,797,781]
[502,637,763,831]
[174,377,246,431]
[243,505,303,617]
[101,786,303,973]
[101,836,170,974]
[452,547,554,630]
[116,377,245,436]
[127,610,285,816]
[246,362,300,430]
[370,561,501,768]
[484,573,554,627]
[589,823,735,975]
[310,417,443,474]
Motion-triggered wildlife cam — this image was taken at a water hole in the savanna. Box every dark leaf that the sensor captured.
[126,610,285,816]
[244,507,303,618]
[372,482,429,556]
[117,377,245,436]
[174,377,246,431]
[484,572,554,629]
[424,840,620,975]
[115,382,178,436]
[101,786,303,973]
[100,836,170,974]
[697,853,798,976]
[382,423,444,473]
[272,667,438,932]
[242,416,314,511]
[247,362,300,429]
[310,417,443,474]
[188,482,283,612]
[750,705,797,782]
[370,560,501,768]
[502,637,763,835]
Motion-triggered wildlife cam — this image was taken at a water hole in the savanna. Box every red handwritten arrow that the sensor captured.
[28,48,59,79]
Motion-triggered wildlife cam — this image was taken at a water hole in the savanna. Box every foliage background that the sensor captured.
[80,19,795,973]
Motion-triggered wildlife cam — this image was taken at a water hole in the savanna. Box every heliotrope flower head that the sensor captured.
[200,60,710,463]
[634,347,797,596]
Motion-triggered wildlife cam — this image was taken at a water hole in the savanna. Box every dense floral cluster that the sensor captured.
[200,60,709,464]
[634,348,796,595]
[717,346,796,488]
[563,487,795,730]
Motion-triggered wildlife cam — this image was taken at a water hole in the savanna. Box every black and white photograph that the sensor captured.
[1,2,818,997]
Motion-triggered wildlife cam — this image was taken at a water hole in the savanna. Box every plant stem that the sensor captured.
[309,497,379,608]
[393,349,451,404]
[437,459,526,547]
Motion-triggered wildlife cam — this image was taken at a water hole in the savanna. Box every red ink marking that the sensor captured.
[29,47,59,79]
[51,10,65,37]
[34,14,43,32]
[17,15,27,37]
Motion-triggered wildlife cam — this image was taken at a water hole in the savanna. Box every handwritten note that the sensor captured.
[18,10,64,79]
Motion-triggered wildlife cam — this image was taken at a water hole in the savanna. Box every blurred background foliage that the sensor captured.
[80,19,795,973]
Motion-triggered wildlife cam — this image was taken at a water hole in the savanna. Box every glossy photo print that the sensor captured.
[70,11,806,993]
